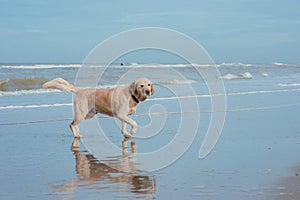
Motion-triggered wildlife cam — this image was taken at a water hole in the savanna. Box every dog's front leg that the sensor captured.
[121,122,130,138]
[118,115,137,138]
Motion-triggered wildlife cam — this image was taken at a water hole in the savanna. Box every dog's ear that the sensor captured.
[129,81,136,94]
[151,84,155,95]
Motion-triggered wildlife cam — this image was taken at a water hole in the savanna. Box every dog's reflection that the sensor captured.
[50,138,155,197]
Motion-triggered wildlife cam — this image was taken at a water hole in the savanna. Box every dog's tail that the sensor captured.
[42,78,79,93]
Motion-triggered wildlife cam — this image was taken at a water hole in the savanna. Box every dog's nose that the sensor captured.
[146,89,150,95]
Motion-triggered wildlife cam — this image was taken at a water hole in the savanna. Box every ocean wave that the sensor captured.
[259,72,268,77]
[0,77,115,94]
[219,72,253,80]
[0,89,61,96]
[113,63,202,68]
[2,88,300,110]
[0,63,232,69]
[112,62,294,68]
[0,78,49,92]
[2,62,299,70]
[0,78,198,96]
[1,63,198,69]
[219,62,253,67]
[227,88,300,95]
[278,83,300,87]
[273,62,288,66]
[149,88,300,101]
[1,64,81,69]
[0,103,72,110]
[157,79,197,85]
[271,62,300,67]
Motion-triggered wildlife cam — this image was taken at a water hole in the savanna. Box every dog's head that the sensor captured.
[129,78,154,102]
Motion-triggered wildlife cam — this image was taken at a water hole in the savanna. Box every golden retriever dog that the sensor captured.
[42,78,154,138]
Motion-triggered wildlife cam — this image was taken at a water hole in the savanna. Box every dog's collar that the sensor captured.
[131,95,139,104]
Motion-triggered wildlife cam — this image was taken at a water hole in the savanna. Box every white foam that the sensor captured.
[149,88,300,101]
[0,103,72,110]
[219,74,237,80]
[260,72,268,77]
[220,72,253,80]
[228,88,300,95]
[220,62,253,67]
[149,94,211,102]
[0,80,198,96]
[2,62,297,70]
[239,72,252,78]
[1,64,81,69]
[116,63,193,68]
[0,84,124,96]
[0,89,62,96]
[158,79,197,85]
[2,88,300,110]
[0,63,184,69]
[273,62,287,66]
[278,83,300,87]
[0,63,219,70]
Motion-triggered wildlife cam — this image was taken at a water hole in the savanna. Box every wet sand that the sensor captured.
[271,163,300,199]
[0,91,300,199]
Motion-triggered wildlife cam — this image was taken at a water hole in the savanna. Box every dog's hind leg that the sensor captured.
[70,111,86,138]
[70,108,96,138]
[85,108,96,120]
[70,94,92,138]
[70,121,82,138]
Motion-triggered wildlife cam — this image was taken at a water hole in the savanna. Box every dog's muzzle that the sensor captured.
[145,89,151,96]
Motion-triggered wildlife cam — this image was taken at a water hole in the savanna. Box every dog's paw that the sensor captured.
[123,132,133,139]
[74,134,83,139]
[71,138,81,150]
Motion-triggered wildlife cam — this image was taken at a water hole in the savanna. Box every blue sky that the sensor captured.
[0,0,299,63]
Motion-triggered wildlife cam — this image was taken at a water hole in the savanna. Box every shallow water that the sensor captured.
[1,94,300,199]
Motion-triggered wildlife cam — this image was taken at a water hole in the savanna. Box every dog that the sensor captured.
[42,78,154,138]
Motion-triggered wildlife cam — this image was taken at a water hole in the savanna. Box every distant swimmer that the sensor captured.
[120,62,124,66]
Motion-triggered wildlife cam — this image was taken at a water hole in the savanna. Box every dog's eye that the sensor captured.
[148,83,150,86]
[141,85,144,88]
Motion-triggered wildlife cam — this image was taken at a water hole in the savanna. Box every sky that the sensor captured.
[0,0,299,63]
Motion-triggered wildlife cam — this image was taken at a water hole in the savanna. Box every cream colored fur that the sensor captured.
[43,78,154,138]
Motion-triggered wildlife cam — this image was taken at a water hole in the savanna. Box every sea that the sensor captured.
[0,62,299,113]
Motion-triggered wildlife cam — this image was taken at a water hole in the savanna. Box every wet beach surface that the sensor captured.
[0,92,300,199]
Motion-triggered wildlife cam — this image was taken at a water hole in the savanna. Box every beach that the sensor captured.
[0,63,300,199]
